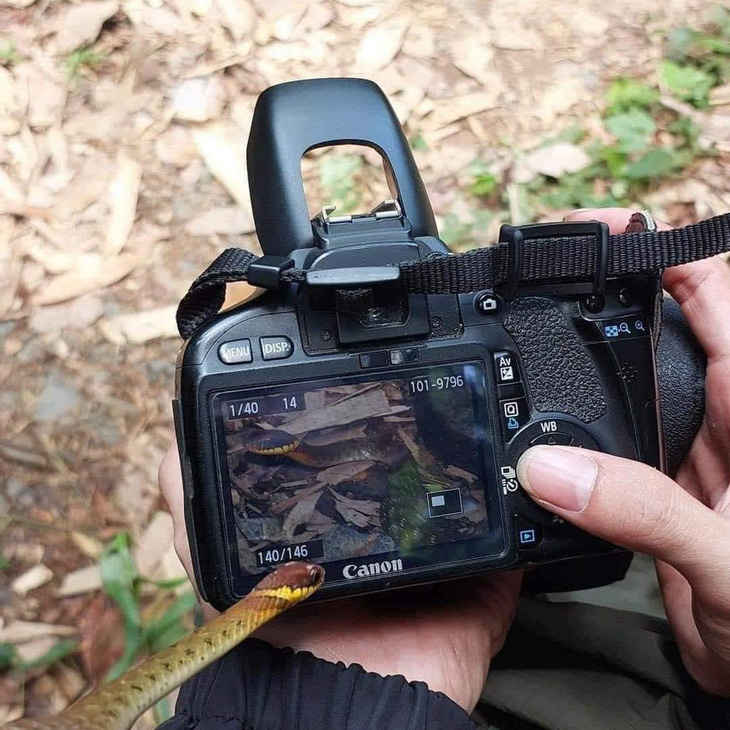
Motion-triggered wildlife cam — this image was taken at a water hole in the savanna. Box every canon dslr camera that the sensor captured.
[174,78,705,610]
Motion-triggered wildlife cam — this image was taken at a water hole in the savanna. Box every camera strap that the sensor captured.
[176,212,730,339]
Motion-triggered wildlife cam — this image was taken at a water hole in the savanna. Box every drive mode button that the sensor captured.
[260,336,293,360]
[219,339,252,364]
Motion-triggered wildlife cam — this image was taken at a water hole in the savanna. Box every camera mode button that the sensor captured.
[260,336,293,360]
[219,339,253,364]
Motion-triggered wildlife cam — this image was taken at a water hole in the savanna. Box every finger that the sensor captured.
[564,207,670,235]
[565,208,730,360]
[662,257,730,361]
[516,445,730,595]
[158,447,196,584]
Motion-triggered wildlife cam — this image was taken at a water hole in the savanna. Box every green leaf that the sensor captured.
[100,533,141,632]
[470,172,498,197]
[0,643,16,669]
[605,109,656,153]
[623,147,687,180]
[665,27,699,62]
[605,79,659,114]
[659,61,714,107]
[700,36,730,54]
[144,592,196,653]
[318,154,363,214]
[0,554,9,571]
[409,132,429,151]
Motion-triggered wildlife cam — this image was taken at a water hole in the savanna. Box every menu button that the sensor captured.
[219,339,252,364]
[260,336,293,360]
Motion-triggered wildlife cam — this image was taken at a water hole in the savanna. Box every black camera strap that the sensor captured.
[176,212,730,339]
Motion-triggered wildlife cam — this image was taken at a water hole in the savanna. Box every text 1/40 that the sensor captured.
[225,394,305,419]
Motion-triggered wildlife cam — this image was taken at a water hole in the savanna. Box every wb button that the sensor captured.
[260,336,293,360]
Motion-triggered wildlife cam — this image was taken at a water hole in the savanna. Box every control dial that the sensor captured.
[506,418,598,528]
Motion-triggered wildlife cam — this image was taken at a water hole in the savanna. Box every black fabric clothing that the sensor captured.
[159,601,729,730]
[158,637,475,730]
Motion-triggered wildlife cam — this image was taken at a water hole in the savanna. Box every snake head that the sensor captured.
[252,562,325,603]
[246,429,300,455]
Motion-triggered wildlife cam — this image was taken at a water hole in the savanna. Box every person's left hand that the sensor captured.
[159,448,521,712]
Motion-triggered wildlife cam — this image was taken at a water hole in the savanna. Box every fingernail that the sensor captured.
[516,446,598,513]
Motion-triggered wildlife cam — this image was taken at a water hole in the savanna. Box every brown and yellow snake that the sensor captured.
[3,562,324,730]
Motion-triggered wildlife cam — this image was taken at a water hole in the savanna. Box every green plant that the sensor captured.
[64,46,106,84]
[100,532,194,681]
[0,41,21,66]
[318,153,364,214]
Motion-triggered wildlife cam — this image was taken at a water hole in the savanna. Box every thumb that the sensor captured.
[516,446,729,593]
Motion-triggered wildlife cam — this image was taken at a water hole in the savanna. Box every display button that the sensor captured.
[427,488,463,518]
[390,348,419,365]
[499,397,528,438]
[219,339,253,364]
[475,291,501,315]
[494,351,519,384]
[260,336,293,360]
[530,432,574,446]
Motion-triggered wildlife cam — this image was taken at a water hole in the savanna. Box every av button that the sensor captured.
[260,336,293,360]
[219,339,253,364]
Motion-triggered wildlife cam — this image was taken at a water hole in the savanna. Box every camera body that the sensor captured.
[175,79,678,611]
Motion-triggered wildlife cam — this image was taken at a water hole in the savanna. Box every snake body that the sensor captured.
[4,562,324,730]
[247,429,386,467]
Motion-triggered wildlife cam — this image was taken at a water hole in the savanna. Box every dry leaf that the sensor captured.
[155,126,198,167]
[330,490,379,528]
[423,92,499,130]
[185,206,255,236]
[54,1,120,55]
[282,490,322,538]
[316,460,375,486]
[0,621,76,644]
[133,511,175,579]
[0,67,21,136]
[99,305,178,345]
[451,34,497,85]
[28,295,105,334]
[12,564,53,596]
[171,76,227,123]
[216,0,257,40]
[104,155,141,257]
[355,22,408,72]
[284,388,389,435]
[34,253,140,306]
[515,142,591,182]
[15,62,66,129]
[56,565,102,598]
[193,121,254,218]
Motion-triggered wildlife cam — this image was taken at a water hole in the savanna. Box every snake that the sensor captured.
[3,562,324,730]
[246,429,389,468]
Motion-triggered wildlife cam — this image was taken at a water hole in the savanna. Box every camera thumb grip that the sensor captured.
[657,299,707,477]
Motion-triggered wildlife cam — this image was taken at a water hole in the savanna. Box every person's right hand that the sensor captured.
[517,208,730,696]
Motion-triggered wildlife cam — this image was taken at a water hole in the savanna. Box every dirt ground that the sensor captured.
[1,0,728,726]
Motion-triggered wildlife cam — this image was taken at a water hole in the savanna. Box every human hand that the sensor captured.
[517,207,730,696]
[159,450,521,712]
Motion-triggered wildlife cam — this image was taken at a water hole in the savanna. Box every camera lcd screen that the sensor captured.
[214,362,502,587]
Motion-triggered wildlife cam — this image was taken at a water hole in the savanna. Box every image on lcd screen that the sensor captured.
[219,364,491,575]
